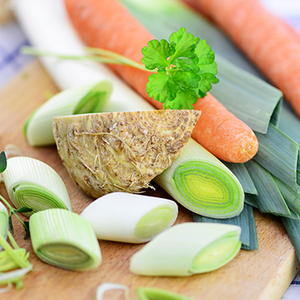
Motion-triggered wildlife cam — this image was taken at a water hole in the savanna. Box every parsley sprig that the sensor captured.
[21,27,219,110]
[142,27,219,109]
[0,151,32,239]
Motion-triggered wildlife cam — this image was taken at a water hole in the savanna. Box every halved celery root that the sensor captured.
[52,110,200,197]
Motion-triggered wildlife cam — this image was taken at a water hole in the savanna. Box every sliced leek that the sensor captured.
[80,192,178,243]
[2,156,72,216]
[155,139,244,218]
[29,208,101,271]
[130,222,241,276]
[24,80,113,147]
[0,202,8,251]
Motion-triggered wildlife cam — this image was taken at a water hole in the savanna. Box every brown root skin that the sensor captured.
[52,110,200,198]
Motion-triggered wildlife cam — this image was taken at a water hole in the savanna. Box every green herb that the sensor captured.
[0,151,7,173]
[141,27,219,109]
[0,195,32,239]
[21,27,218,110]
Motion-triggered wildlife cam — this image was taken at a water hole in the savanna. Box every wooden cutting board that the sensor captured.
[0,59,299,300]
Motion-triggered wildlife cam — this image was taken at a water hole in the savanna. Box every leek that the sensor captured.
[29,208,101,271]
[0,202,8,251]
[80,192,178,243]
[245,160,290,217]
[14,0,244,218]
[2,156,72,216]
[0,232,32,290]
[130,222,241,276]
[95,283,193,300]
[155,139,244,218]
[24,80,113,147]
[253,124,299,191]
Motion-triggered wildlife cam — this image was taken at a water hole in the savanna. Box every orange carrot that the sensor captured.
[186,0,300,118]
[64,0,258,163]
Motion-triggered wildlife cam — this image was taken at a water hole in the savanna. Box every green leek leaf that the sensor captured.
[253,124,299,191]
[245,160,290,216]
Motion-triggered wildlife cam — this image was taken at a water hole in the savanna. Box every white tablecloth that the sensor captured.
[0,1,300,299]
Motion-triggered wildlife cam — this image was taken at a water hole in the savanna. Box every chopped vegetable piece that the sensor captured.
[24,80,113,147]
[29,208,101,271]
[80,192,178,243]
[52,110,200,197]
[2,156,72,216]
[155,139,244,218]
[130,222,241,276]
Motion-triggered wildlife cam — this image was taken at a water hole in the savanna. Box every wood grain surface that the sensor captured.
[0,59,299,300]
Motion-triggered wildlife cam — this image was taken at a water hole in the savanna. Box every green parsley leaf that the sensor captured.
[0,151,7,173]
[142,27,219,109]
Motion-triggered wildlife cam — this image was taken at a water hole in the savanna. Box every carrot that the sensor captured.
[64,0,258,163]
[185,0,300,118]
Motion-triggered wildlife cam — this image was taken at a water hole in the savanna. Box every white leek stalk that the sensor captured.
[80,192,178,243]
[2,156,72,216]
[24,80,113,147]
[13,0,244,218]
[0,202,8,251]
[130,222,241,276]
[29,208,102,271]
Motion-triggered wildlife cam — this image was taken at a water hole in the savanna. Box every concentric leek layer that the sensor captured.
[190,234,241,273]
[30,209,101,271]
[37,244,92,270]
[172,161,244,218]
[12,183,69,216]
[135,205,176,240]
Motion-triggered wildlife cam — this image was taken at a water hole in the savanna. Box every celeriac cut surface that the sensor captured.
[53,110,200,198]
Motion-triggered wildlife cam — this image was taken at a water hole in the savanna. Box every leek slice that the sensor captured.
[0,203,8,251]
[24,80,113,147]
[245,160,290,216]
[2,156,72,216]
[130,222,241,276]
[155,139,244,218]
[29,208,101,271]
[121,0,282,134]
[253,124,299,191]
[80,192,178,243]
[193,203,258,250]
